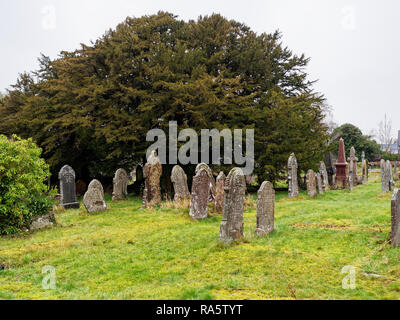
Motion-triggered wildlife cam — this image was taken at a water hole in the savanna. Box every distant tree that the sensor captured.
[378,114,393,152]
[0,12,330,185]
[331,123,380,160]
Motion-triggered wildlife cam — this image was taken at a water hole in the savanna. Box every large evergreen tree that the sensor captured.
[0,12,329,185]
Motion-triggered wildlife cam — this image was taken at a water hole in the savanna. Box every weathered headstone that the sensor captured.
[381,159,387,192]
[219,168,246,243]
[348,160,354,191]
[288,153,299,197]
[361,152,368,185]
[387,160,395,192]
[335,138,348,189]
[255,181,275,236]
[189,168,210,219]
[215,172,226,213]
[320,161,330,191]
[195,163,216,201]
[316,172,324,194]
[83,180,108,213]
[112,168,129,201]
[347,147,358,184]
[58,165,80,209]
[325,152,336,186]
[306,169,317,198]
[88,179,105,198]
[143,151,162,208]
[171,165,190,201]
[391,189,400,247]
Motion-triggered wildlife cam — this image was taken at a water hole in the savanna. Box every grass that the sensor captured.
[0,172,400,300]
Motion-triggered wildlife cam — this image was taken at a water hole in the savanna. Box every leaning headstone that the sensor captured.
[391,189,400,247]
[255,181,275,236]
[112,168,129,201]
[171,165,190,201]
[195,163,216,201]
[306,170,317,198]
[320,161,330,191]
[288,153,299,197]
[348,160,354,191]
[219,168,246,243]
[215,172,226,213]
[88,179,105,198]
[189,168,210,219]
[143,151,162,208]
[347,147,358,184]
[316,173,324,194]
[83,180,108,213]
[58,165,80,209]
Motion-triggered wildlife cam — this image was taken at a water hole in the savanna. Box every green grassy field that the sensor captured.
[1,173,399,300]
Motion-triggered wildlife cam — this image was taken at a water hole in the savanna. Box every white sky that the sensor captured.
[1,0,399,136]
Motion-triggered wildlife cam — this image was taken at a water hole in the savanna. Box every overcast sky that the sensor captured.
[1,0,399,136]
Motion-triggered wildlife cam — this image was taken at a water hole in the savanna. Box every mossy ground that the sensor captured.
[1,172,399,300]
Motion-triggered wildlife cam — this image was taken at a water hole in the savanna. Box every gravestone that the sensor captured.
[143,151,162,208]
[306,169,317,198]
[387,160,395,192]
[58,165,80,209]
[381,159,387,192]
[83,180,108,213]
[320,161,330,191]
[325,152,336,186]
[288,153,299,197]
[361,152,368,185]
[88,179,105,198]
[171,165,190,201]
[335,138,348,189]
[391,189,400,247]
[255,181,275,236]
[219,168,246,243]
[316,173,324,194]
[215,172,226,213]
[347,147,358,184]
[348,160,354,191]
[112,168,129,201]
[189,168,210,219]
[195,163,216,201]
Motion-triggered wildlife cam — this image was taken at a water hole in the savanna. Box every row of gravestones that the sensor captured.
[288,148,369,199]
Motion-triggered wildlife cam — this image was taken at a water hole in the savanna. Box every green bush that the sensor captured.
[0,135,54,234]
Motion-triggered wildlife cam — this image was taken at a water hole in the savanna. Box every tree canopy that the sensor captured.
[331,123,380,161]
[0,12,329,184]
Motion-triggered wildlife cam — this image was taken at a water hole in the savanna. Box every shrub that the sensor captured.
[0,135,54,234]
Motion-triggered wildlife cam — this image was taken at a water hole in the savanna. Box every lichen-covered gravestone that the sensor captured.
[306,169,317,198]
[143,151,162,208]
[215,172,226,213]
[219,168,246,243]
[347,147,358,185]
[391,189,400,247]
[316,173,324,194]
[387,160,395,192]
[195,163,216,201]
[255,181,275,236]
[59,165,80,209]
[320,161,330,191]
[361,152,368,185]
[348,160,354,191]
[171,165,190,201]
[83,180,108,213]
[112,168,129,201]
[381,159,388,193]
[189,168,210,219]
[288,153,299,197]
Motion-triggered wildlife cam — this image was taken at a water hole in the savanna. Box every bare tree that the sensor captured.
[378,114,393,152]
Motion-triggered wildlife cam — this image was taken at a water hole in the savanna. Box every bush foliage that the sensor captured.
[0,135,53,234]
